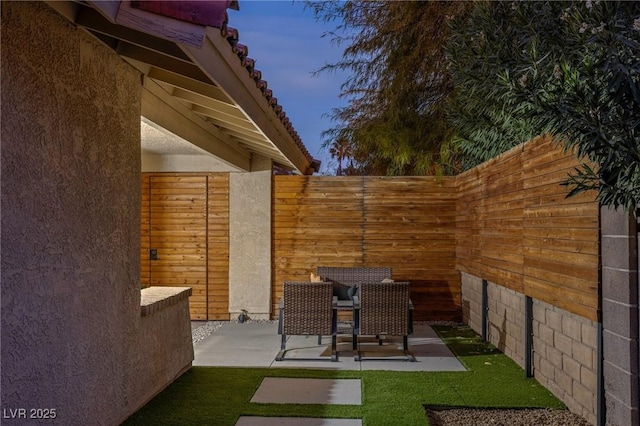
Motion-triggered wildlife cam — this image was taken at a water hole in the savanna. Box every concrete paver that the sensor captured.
[236,417,362,426]
[250,378,361,405]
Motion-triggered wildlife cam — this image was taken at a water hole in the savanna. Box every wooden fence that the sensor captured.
[140,136,600,322]
[140,173,230,320]
[273,176,460,321]
[456,136,599,321]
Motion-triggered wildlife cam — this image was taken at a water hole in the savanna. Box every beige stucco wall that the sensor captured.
[141,152,240,172]
[1,3,192,424]
[229,170,272,319]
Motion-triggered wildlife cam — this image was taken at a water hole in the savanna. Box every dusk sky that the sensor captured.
[228,1,349,174]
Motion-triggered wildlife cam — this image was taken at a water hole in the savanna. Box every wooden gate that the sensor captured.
[148,175,208,320]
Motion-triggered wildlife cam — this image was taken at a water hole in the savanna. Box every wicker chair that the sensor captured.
[276,281,338,362]
[317,266,392,293]
[353,281,416,361]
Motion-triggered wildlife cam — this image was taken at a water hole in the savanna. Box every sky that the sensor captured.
[227,1,348,174]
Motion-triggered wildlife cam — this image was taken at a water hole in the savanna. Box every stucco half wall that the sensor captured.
[1,2,193,424]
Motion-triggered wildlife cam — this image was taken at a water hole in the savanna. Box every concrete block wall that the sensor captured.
[462,273,526,367]
[461,272,598,424]
[600,207,639,426]
[487,282,526,367]
[461,273,483,333]
[532,300,598,424]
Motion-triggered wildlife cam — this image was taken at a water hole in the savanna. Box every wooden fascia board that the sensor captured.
[142,79,250,170]
[180,27,311,174]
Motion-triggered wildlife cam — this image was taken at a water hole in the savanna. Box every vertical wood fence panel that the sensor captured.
[522,137,599,320]
[141,135,599,322]
[207,173,230,320]
[273,175,459,321]
[141,173,230,320]
[456,135,599,321]
[272,176,365,315]
[456,147,525,292]
[363,177,459,320]
[149,175,208,319]
[140,175,150,288]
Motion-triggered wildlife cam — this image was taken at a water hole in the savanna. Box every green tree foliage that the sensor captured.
[447,1,640,211]
[327,136,354,175]
[309,1,470,176]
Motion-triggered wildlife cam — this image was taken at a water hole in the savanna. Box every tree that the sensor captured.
[327,136,354,175]
[310,1,470,176]
[447,1,640,211]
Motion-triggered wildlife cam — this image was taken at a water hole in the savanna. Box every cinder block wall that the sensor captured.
[461,273,598,424]
[532,300,598,424]
[487,283,526,367]
[600,207,639,426]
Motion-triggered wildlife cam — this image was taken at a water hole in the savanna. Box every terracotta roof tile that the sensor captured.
[132,1,315,168]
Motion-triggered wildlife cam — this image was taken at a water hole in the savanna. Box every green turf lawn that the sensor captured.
[123,325,564,425]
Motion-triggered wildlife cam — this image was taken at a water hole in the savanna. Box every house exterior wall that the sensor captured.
[461,272,599,424]
[229,170,272,319]
[141,153,239,172]
[1,2,192,424]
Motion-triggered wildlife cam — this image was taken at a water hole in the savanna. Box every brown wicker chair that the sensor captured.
[276,281,338,362]
[353,281,416,361]
[317,266,392,296]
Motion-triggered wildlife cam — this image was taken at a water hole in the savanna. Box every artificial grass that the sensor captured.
[123,325,564,426]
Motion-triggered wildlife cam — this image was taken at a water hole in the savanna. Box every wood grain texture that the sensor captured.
[141,135,599,323]
[273,175,459,321]
[141,173,230,320]
[456,135,599,321]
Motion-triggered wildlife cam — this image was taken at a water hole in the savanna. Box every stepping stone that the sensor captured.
[250,378,362,405]
[236,417,361,426]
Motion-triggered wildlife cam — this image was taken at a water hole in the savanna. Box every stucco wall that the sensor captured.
[141,152,239,172]
[229,170,272,319]
[1,3,192,424]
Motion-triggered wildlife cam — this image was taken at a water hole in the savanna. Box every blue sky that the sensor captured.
[228,1,348,173]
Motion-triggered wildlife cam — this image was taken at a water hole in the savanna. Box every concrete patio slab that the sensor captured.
[250,378,362,405]
[193,321,465,372]
[193,322,281,367]
[235,417,362,426]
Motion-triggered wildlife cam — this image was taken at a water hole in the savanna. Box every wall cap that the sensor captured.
[141,286,192,317]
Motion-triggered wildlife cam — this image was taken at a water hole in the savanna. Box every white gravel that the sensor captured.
[191,319,276,345]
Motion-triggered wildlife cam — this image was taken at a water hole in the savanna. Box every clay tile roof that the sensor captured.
[129,0,316,171]
[131,1,233,28]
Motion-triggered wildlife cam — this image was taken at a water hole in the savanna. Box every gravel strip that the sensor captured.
[426,407,591,426]
[191,319,277,345]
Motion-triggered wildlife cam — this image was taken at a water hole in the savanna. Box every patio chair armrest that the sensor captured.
[408,298,414,335]
[277,297,283,335]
